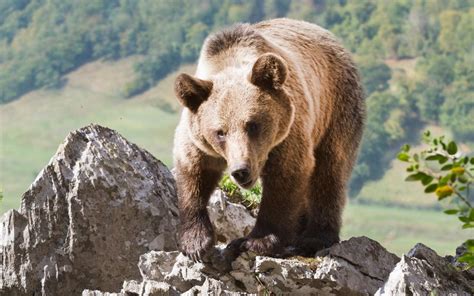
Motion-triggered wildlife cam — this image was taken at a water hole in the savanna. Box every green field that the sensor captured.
[0,59,471,257]
[342,203,472,256]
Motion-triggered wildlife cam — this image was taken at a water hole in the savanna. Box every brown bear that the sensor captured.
[173,18,365,261]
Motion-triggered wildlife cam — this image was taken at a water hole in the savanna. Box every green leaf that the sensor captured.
[443,209,459,215]
[397,153,410,162]
[438,195,450,201]
[450,173,457,182]
[425,183,438,193]
[438,175,451,186]
[425,155,440,161]
[421,175,434,185]
[441,141,447,150]
[425,154,448,164]
[447,141,458,155]
[462,224,474,229]
[439,156,448,164]
[401,144,410,152]
[469,209,474,220]
[413,153,419,162]
[441,164,453,171]
[470,158,474,165]
[405,172,428,182]
[458,253,474,264]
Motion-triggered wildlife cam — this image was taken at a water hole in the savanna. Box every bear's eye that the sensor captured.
[216,129,226,141]
[246,121,260,137]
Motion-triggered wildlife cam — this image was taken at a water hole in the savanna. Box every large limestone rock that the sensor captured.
[0,124,179,295]
[376,243,474,296]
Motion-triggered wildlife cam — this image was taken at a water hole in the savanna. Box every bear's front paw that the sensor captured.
[229,234,284,256]
[179,222,215,262]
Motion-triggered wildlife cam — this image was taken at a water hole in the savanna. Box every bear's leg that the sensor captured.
[229,141,313,256]
[296,139,350,256]
[175,153,225,262]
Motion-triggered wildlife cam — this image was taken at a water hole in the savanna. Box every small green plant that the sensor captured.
[219,174,262,210]
[398,131,473,268]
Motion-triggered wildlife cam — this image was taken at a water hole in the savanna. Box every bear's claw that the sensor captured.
[227,234,284,257]
[179,222,215,263]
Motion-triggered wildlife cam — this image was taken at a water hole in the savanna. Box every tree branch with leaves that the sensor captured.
[398,131,473,268]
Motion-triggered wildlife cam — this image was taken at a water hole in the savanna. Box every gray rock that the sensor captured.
[82,290,125,296]
[250,237,399,295]
[120,237,400,295]
[84,280,179,296]
[141,281,177,296]
[122,280,143,294]
[318,236,400,281]
[311,255,380,295]
[208,190,256,243]
[120,279,178,296]
[0,124,179,295]
[139,251,180,282]
[376,243,474,296]
[181,278,236,296]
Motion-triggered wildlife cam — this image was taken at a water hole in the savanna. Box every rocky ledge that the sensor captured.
[1,125,472,296]
[84,240,473,296]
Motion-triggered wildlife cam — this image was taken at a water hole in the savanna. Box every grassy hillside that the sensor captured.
[342,203,471,256]
[0,58,197,212]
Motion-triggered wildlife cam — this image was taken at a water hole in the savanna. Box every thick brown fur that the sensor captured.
[173,18,365,260]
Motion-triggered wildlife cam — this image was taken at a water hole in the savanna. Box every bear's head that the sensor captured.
[174,53,295,189]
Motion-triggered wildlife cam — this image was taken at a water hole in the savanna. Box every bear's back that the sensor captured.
[200,18,347,70]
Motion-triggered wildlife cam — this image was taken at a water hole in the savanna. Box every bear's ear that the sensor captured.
[249,53,287,90]
[174,73,213,112]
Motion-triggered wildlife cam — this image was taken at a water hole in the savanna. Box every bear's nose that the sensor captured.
[231,165,251,184]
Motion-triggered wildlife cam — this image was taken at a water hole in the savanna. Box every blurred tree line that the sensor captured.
[0,0,472,195]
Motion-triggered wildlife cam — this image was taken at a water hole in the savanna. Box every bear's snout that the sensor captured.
[230,164,252,187]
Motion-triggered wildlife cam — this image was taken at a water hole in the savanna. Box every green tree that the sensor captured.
[438,10,463,53]
[350,91,408,195]
[441,84,474,141]
[413,55,456,122]
[358,57,392,95]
